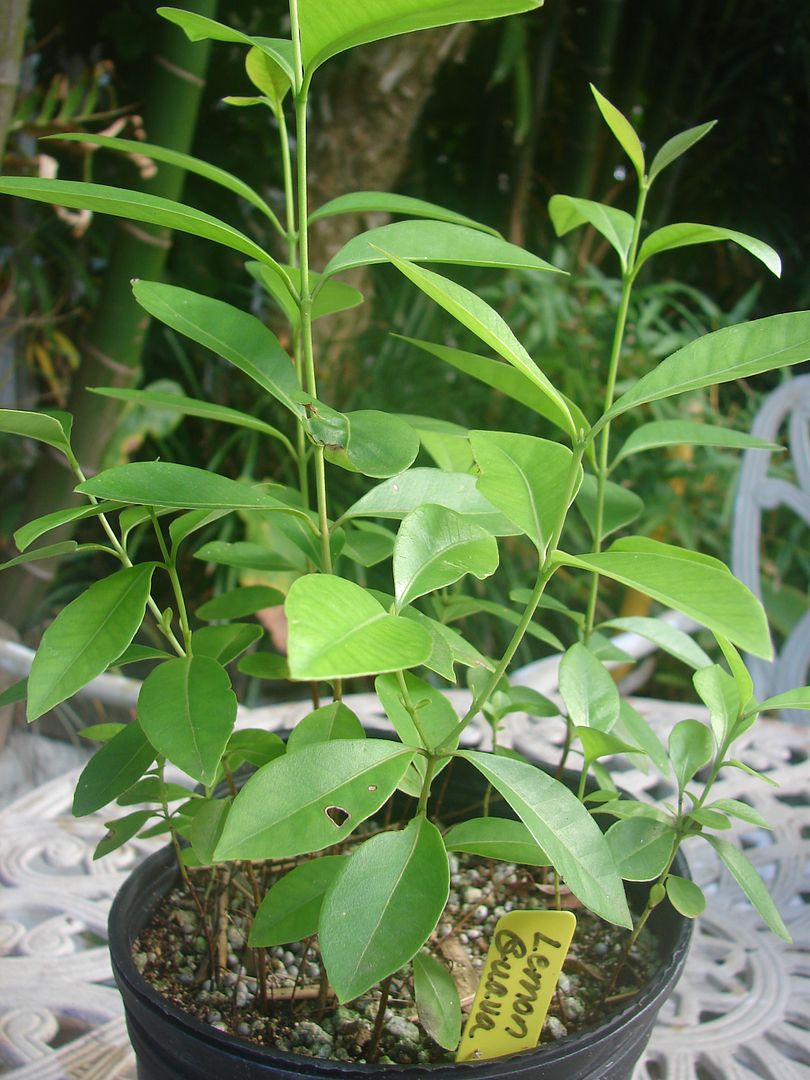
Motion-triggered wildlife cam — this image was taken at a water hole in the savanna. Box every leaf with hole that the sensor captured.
[214,739,415,861]
[94,810,154,860]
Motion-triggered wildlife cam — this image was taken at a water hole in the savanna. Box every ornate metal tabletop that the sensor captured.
[0,700,807,1079]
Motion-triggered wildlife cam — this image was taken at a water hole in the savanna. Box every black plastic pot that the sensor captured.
[109,753,692,1080]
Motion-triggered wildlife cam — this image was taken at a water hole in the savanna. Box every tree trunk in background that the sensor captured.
[0,0,217,630]
[306,24,474,402]
[0,0,30,167]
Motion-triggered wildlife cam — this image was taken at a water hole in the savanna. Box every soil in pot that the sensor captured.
[134,849,661,1067]
[127,756,674,1070]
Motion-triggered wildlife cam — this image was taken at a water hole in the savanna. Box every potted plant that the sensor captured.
[1,1,808,1077]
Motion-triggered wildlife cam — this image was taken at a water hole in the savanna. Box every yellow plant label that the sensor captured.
[456,909,576,1063]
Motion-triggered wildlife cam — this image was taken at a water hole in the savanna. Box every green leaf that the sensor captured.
[665,874,706,918]
[441,595,563,651]
[1,541,81,574]
[612,419,780,468]
[723,759,779,787]
[249,856,348,947]
[576,727,640,764]
[245,45,291,112]
[286,702,366,752]
[556,541,772,659]
[319,817,449,1002]
[689,807,731,830]
[693,664,740,746]
[471,431,578,553]
[458,750,632,926]
[286,574,433,680]
[386,259,576,438]
[559,643,619,733]
[705,798,772,830]
[196,585,284,621]
[397,336,590,438]
[548,196,634,270]
[393,504,498,609]
[246,261,363,327]
[400,415,474,473]
[636,224,781,278]
[310,191,499,236]
[298,0,542,75]
[343,468,519,536]
[487,685,559,721]
[193,541,294,572]
[0,678,26,708]
[225,728,285,769]
[341,522,396,568]
[190,798,232,864]
[138,657,237,785]
[413,952,462,1051]
[615,700,669,774]
[214,739,415,861]
[72,721,155,816]
[158,8,296,85]
[0,408,72,454]
[590,84,645,182]
[324,220,559,279]
[756,686,810,714]
[28,564,155,722]
[0,177,283,272]
[705,835,791,941]
[606,818,675,881]
[599,617,712,671]
[714,634,755,716]
[376,672,458,752]
[237,652,289,680]
[77,462,309,516]
[117,777,192,805]
[574,473,642,540]
[308,405,420,478]
[14,501,120,552]
[50,132,281,229]
[648,121,716,183]
[91,386,290,447]
[443,817,549,865]
[668,718,714,791]
[192,624,263,664]
[78,722,125,742]
[94,809,154,860]
[131,281,301,416]
[605,312,810,424]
